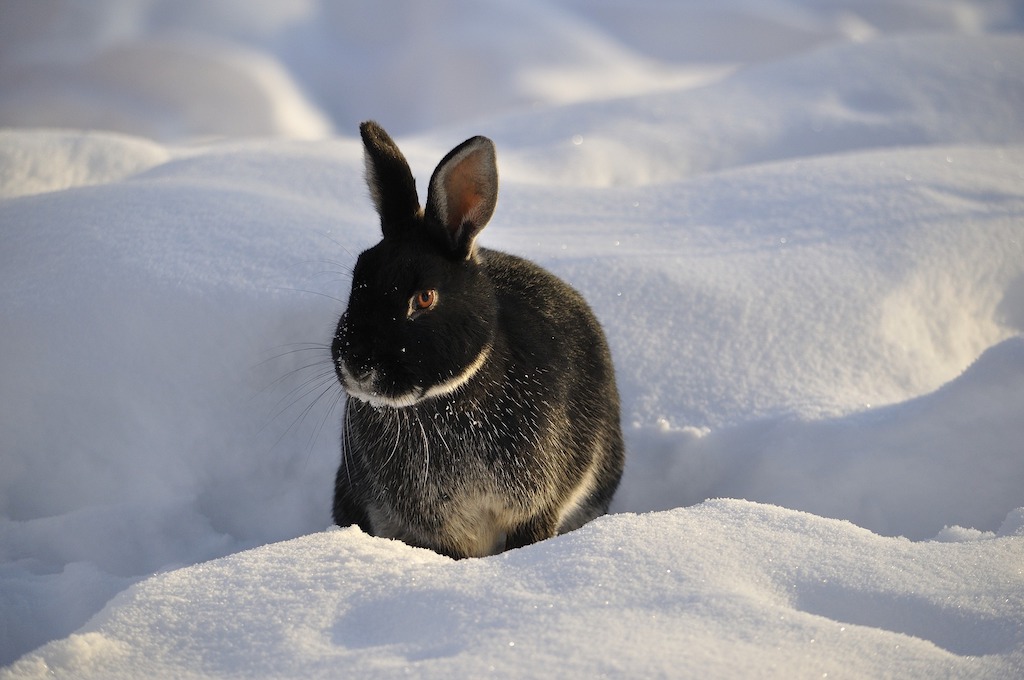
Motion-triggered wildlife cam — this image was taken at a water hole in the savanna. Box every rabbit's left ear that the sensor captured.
[425,136,498,259]
[360,121,421,238]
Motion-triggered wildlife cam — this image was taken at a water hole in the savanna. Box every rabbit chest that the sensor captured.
[341,387,567,553]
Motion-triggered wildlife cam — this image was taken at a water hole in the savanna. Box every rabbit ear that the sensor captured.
[360,121,421,236]
[425,136,498,259]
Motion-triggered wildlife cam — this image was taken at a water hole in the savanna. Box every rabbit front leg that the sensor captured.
[332,473,373,537]
[505,509,559,551]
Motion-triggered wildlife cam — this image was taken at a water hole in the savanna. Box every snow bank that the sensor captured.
[2,0,1024,675]
[4,1,1020,144]
[618,336,1024,540]
[496,144,1024,427]
[488,34,1024,186]
[4,502,1023,679]
[0,0,704,141]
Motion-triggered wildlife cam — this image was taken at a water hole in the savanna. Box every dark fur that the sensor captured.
[331,121,624,558]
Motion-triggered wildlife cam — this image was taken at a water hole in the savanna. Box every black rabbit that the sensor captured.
[331,121,624,558]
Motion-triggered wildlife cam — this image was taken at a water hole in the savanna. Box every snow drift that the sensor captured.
[6,502,1024,679]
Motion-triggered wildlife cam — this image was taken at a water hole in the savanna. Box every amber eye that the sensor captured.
[409,289,438,315]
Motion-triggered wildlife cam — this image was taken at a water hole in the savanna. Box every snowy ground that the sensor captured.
[2,1,1023,677]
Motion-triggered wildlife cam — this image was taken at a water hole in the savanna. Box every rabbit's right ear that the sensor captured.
[360,121,421,237]
[425,135,498,260]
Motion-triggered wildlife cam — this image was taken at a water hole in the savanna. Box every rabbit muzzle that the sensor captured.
[337,361,421,409]
[335,341,492,410]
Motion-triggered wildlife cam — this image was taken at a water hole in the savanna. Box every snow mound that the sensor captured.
[618,336,1024,540]
[486,34,1024,186]
[0,130,169,199]
[0,33,332,141]
[502,145,1024,427]
[4,501,1022,679]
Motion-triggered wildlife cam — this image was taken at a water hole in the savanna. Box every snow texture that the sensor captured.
[2,0,1023,677]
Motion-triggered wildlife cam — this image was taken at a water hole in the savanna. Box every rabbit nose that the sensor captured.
[350,364,372,382]
[344,353,375,382]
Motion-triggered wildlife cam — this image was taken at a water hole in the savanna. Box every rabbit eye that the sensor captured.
[409,289,438,317]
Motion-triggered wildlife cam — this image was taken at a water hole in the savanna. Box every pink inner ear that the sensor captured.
[445,153,485,230]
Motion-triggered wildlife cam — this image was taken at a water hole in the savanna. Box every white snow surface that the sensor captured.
[2,0,1024,677]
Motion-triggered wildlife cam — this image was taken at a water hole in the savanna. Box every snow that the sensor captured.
[5,504,1024,679]
[1,0,1023,677]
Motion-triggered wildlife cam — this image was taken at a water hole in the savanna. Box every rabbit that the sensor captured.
[330,121,624,559]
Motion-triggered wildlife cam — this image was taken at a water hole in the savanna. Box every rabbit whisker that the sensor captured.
[276,287,348,305]
[379,406,403,471]
[269,376,340,452]
[258,341,332,361]
[312,231,358,260]
[259,358,336,399]
[261,366,339,433]
[413,411,431,483]
[305,384,345,465]
[430,411,455,468]
[342,398,356,485]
